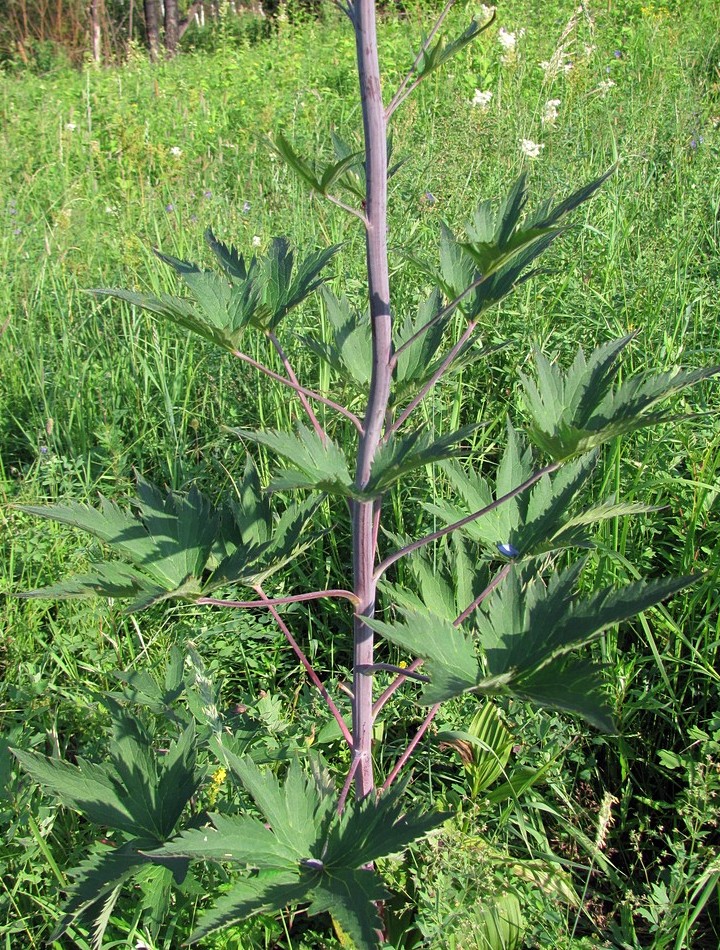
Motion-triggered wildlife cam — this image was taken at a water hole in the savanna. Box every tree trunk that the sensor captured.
[164,0,179,57]
[90,0,101,61]
[143,0,160,60]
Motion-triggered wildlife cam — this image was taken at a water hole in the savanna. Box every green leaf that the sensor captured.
[437,702,514,794]
[520,335,720,460]
[367,609,480,703]
[16,473,316,610]
[187,871,307,944]
[299,286,373,388]
[307,871,386,949]
[94,231,338,345]
[48,840,156,946]
[393,289,452,398]
[368,424,480,494]
[416,14,492,79]
[432,171,614,324]
[369,566,700,727]
[271,132,323,191]
[231,425,356,498]
[425,422,657,560]
[12,748,140,836]
[153,757,446,948]
[513,658,614,733]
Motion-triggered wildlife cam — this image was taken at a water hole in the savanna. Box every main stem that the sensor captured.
[351,0,393,801]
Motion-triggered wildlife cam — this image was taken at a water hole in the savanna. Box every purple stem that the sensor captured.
[254,585,353,747]
[374,461,561,581]
[381,704,441,793]
[197,589,359,609]
[350,0,394,802]
[231,347,364,434]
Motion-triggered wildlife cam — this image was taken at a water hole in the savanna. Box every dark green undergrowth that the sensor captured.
[2,0,720,946]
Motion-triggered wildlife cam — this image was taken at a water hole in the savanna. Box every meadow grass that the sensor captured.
[1,0,720,945]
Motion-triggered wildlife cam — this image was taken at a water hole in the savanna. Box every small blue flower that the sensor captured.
[203,189,213,199]
[165,203,175,212]
[613,49,622,58]
[13,228,21,236]
[423,191,436,205]
[242,200,251,213]
[496,541,519,559]
[39,445,49,455]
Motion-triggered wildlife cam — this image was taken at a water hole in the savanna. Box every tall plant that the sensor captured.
[13,1,720,947]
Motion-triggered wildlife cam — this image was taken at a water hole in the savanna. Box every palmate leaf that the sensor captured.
[368,424,480,494]
[424,423,655,558]
[431,170,613,324]
[152,757,446,948]
[94,230,338,347]
[520,335,720,460]
[16,468,318,611]
[369,565,700,727]
[231,425,356,498]
[15,714,200,841]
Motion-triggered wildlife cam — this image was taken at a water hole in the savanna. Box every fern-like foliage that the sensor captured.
[151,754,447,947]
[16,459,319,611]
[93,231,339,349]
[520,335,720,460]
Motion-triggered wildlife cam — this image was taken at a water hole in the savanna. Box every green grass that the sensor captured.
[2,0,720,946]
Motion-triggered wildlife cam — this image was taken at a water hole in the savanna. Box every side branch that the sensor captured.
[267,331,328,443]
[389,272,492,370]
[254,585,353,747]
[381,704,441,792]
[374,461,561,580]
[197,589,360,610]
[231,347,364,434]
[386,318,477,438]
[385,0,456,121]
[454,561,513,627]
[325,193,369,227]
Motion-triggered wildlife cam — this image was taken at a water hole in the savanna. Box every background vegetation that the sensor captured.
[1,0,719,946]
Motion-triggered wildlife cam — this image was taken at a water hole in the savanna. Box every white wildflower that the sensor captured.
[596,79,616,95]
[64,122,77,132]
[520,139,544,159]
[105,205,118,215]
[169,146,183,157]
[471,89,493,110]
[541,98,561,126]
[498,26,517,50]
[252,235,262,247]
[583,43,597,57]
[498,26,524,64]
